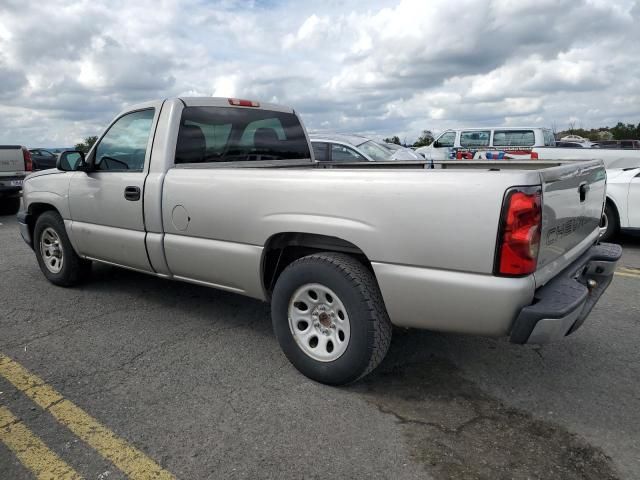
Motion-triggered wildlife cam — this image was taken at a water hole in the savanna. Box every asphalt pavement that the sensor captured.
[1,212,639,479]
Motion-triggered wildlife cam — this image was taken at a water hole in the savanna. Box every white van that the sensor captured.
[416,127,556,160]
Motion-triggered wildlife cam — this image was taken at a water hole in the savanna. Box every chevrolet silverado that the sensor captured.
[17,98,621,384]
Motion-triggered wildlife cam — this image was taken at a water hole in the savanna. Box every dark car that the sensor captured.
[29,149,58,170]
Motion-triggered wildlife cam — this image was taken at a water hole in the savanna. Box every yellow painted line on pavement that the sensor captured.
[0,354,175,480]
[0,405,82,480]
[615,271,640,279]
[615,267,640,279]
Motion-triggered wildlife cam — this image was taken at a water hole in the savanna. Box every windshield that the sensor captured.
[382,143,402,151]
[358,140,392,161]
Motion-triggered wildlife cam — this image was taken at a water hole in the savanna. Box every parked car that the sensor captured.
[416,127,556,160]
[29,149,59,170]
[600,165,640,240]
[598,139,640,149]
[559,134,590,143]
[375,142,423,160]
[0,145,31,214]
[310,134,392,162]
[18,97,620,385]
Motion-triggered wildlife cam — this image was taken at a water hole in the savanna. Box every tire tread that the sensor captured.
[34,211,90,287]
[284,252,392,382]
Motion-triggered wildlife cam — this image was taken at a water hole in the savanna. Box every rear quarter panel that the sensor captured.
[161,167,540,298]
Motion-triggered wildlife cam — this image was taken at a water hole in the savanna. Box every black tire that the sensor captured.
[271,252,392,385]
[33,211,91,286]
[600,202,619,242]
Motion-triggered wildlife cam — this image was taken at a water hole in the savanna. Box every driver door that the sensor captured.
[68,108,156,271]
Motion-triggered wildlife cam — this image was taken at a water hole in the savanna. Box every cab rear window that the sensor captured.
[175,107,311,164]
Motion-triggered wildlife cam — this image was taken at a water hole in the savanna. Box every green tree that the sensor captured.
[610,122,639,140]
[413,130,434,147]
[74,136,98,153]
[383,135,401,145]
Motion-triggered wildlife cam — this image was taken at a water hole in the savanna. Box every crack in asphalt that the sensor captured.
[355,357,620,480]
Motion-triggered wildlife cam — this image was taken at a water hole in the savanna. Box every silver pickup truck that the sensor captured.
[17,97,621,384]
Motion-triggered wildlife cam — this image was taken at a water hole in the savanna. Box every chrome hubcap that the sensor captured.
[40,227,64,274]
[288,283,350,362]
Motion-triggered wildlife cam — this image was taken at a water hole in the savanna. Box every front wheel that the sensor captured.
[271,252,392,385]
[34,211,91,286]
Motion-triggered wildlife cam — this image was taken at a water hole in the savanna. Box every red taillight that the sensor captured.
[530,151,539,159]
[22,147,33,171]
[228,98,260,107]
[495,187,542,276]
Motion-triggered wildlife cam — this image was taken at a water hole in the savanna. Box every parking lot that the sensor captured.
[0,212,638,479]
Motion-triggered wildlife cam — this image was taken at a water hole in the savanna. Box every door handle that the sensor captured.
[124,186,141,201]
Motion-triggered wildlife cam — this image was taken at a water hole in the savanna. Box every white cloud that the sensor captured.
[0,0,638,146]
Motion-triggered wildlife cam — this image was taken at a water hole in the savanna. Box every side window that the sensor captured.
[543,130,556,146]
[94,109,155,171]
[493,130,535,147]
[460,131,490,147]
[331,144,367,162]
[435,131,456,147]
[312,142,329,162]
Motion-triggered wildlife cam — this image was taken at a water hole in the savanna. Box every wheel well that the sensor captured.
[262,232,372,297]
[605,197,620,225]
[27,203,59,238]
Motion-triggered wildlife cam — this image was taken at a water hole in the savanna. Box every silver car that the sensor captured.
[375,141,424,160]
[310,134,393,162]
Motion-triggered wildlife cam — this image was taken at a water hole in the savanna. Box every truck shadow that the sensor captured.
[352,333,620,479]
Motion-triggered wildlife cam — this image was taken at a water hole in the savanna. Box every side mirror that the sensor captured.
[433,141,440,148]
[57,151,88,172]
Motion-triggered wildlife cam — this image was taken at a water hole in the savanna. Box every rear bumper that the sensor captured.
[510,242,622,344]
[0,175,25,196]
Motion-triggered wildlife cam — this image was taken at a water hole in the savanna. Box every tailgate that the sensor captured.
[536,160,606,286]
[0,146,24,173]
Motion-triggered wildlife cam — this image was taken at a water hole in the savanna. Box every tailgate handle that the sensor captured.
[124,186,141,201]
[578,182,590,202]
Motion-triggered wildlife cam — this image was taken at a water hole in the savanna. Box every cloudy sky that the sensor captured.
[0,0,638,147]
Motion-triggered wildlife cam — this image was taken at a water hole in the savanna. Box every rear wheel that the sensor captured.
[600,202,619,242]
[271,252,392,385]
[34,211,91,286]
